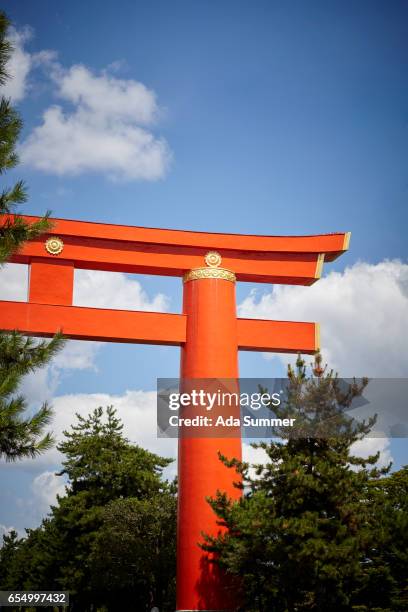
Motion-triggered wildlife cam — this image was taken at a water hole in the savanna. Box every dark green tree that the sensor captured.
[90,493,177,611]
[0,11,64,461]
[352,465,408,611]
[204,353,393,612]
[0,522,61,595]
[0,406,177,611]
[0,529,20,590]
[51,406,175,609]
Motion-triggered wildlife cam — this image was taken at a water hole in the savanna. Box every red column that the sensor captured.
[177,261,242,611]
[29,259,74,306]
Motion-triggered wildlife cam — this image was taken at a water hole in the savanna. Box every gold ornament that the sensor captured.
[204,251,222,268]
[183,267,236,283]
[45,237,64,255]
[184,250,235,283]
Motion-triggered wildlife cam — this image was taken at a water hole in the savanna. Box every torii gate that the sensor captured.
[0,214,349,611]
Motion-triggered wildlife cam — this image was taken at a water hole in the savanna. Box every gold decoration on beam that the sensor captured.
[45,237,64,255]
[204,251,222,268]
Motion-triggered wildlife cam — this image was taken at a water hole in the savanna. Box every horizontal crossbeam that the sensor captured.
[0,301,186,345]
[3,215,350,285]
[237,318,319,353]
[0,301,318,353]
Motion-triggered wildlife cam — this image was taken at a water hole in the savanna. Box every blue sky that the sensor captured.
[0,1,407,534]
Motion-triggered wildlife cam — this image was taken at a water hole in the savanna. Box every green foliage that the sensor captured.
[0,11,52,263]
[0,331,65,460]
[203,353,406,611]
[352,466,408,611]
[0,406,177,611]
[0,96,24,176]
[0,529,20,590]
[0,13,12,86]
[0,210,51,263]
[57,405,171,501]
[0,12,65,461]
[91,494,177,610]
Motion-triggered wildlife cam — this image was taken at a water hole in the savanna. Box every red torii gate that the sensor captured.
[0,215,349,611]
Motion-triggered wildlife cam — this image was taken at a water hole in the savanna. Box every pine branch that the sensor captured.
[0,12,64,462]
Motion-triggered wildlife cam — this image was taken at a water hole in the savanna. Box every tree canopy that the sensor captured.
[204,354,407,611]
[0,406,177,611]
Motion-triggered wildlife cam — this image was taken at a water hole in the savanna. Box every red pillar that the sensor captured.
[177,259,242,611]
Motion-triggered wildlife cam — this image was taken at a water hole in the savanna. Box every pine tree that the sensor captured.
[57,405,172,502]
[0,529,20,590]
[90,494,177,610]
[353,465,408,611]
[0,11,65,460]
[0,406,177,611]
[0,11,51,262]
[204,353,393,611]
[0,331,64,460]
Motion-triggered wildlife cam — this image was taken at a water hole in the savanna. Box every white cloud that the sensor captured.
[0,263,28,301]
[239,260,408,377]
[350,437,393,469]
[242,441,270,480]
[57,64,158,125]
[1,27,32,102]
[53,340,101,371]
[31,471,66,514]
[8,390,177,478]
[1,27,54,102]
[1,26,171,179]
[0,523,16,538]
[2,472,67,528]
[74,269,169,311]
[16,342,102,406]
[19,363,60,405]
[20,63,171,180]
[242,442,269,465]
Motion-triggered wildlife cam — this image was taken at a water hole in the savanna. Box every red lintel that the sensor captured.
[0,301,318,353]
[2,215,350,285]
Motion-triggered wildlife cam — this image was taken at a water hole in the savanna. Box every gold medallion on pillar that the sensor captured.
[183,251,236,283]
